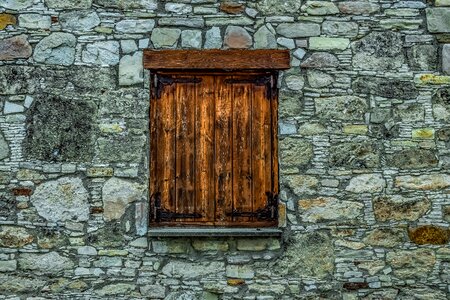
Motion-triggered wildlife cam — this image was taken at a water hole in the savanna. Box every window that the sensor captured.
[145,50,290,228]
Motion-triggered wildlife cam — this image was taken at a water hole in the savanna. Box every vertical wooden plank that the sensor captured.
[195,76,215,223]
[215,75,233,223]
[271,74,279,221]
[252,81,272,220]
[149,74,158,222]
[157,77,176,217]
[232,77,253,223]
[175,77,196,220]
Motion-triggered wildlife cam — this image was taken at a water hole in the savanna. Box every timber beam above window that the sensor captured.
[143,49,291,70]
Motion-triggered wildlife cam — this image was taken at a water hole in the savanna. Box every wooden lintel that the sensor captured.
[143,49,291,70]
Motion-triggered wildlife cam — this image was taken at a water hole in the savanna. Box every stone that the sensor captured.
[204,27,222,49]
[276,23,321,38]
[45,0,92,9]
[78,246,97,255]
[279,92,302,118]
[284,175,318,195]
[285,75,304,91]
[309,37,350,50]
[151,28,181,48]
[24,94,96,161]
[408,225,449,245]
[426,8,450,32]
[1,0,33,10]
[379,19,422,30]
[116,19,155,33]
[298,197,363,223]
[443,44,450,74]
[406,44,438,71]
[162,261,224,278]
[96,0,157,9]
[165,3,192,14]
[181,30,202,48]
[338,1,380,14]
[397,287,447,300]
[352,32,404,70]
[386,249,435,279]
[257,0,301,15]
[236,238,280,251]
[121,40,138,54]
[412,128,434,139]
[416,73,450,85]
[436,0,450,5]
[60,11,100,31]
[96,135,146,162]
[302,1,339,15]
[160,17,205,28]
[82,41,119,66]
[315,96,367,121]
[152,240,189,254]
[279,137,313,167]
[192,240,229,251]
[386,148,438,169]
[0,260,17,272]
[353,77,418,99]
[363,228,404,248]
[95,283,135,296]
[322,21,358,37]
[18,252,74,274]
[329,140,380,169]
[372,195,430,222]
[224,26,252,49]
[275,232,334,278]
[0,35,32,61]
[301,52,339,68]
[294,49,306,60]
[0,14,16,30]
[0,226,33,248]
[345,174,385,193]
[33,33,76,66]
[395,174,450,190]
[254,25,277,48]
[119,52,143,86]
[226,265,255,279]
[4,101,23,114]
[0,275,46,293]
[18,14,51,29]
[30,177,90,222]
[140,285,166,299]
[277,37,295,49]
[102,177,144,221]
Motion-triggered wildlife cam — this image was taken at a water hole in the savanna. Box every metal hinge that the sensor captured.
[227,192,278,220]
[225,75,276,100]
[153,192,202,222]
[153,75,202,99]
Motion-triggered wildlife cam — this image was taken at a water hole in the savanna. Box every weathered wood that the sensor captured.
[144,50,290,70]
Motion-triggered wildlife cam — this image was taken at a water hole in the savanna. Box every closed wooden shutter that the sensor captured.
[150,72,278,227]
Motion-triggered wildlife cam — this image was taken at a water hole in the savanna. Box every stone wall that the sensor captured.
[1,0,450,299]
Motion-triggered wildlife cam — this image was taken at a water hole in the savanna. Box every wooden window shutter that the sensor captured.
[146,50,290,227]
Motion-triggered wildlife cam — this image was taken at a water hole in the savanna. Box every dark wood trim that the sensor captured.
[143,49,290,70]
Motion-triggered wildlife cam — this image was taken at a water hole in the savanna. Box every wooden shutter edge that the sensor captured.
[143,49,290,70]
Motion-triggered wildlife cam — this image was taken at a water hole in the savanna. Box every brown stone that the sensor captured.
[363,228,404,248]
[372,195,430,221]
[0,35,32,60]
[343,282,369,290]
[224,26,252,49]
[408,225,450,245]
[0,14,16,30]
[444,205,450,222]
[0,226,34,248]
[11,187,33,196]
[220,2,245,14]
[227,278,245,286]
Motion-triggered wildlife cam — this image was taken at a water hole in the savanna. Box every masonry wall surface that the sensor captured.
[1,0,450,299]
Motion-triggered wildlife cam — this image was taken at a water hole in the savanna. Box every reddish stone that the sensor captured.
[0,35,32,60]
[343,282,369,290]
[220,2,245,14]
[12,187,33,196]
[90,206,104,214]
[224,26,252,49]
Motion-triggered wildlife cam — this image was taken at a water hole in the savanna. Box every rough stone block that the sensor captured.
[408,225,450,245]
[372,195,430,222]
[443,44,450,74]
[0,14,16,30]
[426,8,450,32]
[0,35,32,61]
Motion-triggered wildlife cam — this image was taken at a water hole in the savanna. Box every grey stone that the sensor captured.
[338,1,380,14]
[302,1,339,15]
[353,77,418,99]
[329,140,380,169]
[102,177,144,221]
[309,37,350,50]
[116,19,155,33]
[395,174,450,190]
[299,197,363,223]
[352,32,404,70]
[165,291,198,300]
[181,30,202,49]
[165,3,192,14]
[387,249,435,279]
[151,28,181,48]
[397,286,447,300]
[293,48,306,59]
[140,285,166,299]
[18,252,74,274]
[277,37,295,49]
[119,52,143,86]
[93,256,122,267]
[159,17,205,28]
[45,0,92,9]
[96,135,146,162]
[99,88,147,117]
[33,33,76,66]
[307,70,334,88]
[284,174,318,194]
[1,0,33,10]
[226,265,255,279]
[392,1,426,8]
[322,21,358,37]
[275,232,334,278]
[315,96,367,121]
[121,40,138,54]
[285,75,304,91]
[386,148,438,169]
[161,261,224,279]
[257,0,302,15]
[443,44,450,74]
[279,92,302,118]
[254,25,277,48]
[433,87,450,121]
[96,0,157,9]
[60,11,100,31]
[426,8,450,32]
[204,27,222,49]
[0,275,46,293]
[301,52,339,68]
[95,283,135,296]
[224,25,252,49]
[205,16,254,26]
[82,41,120,66]
[0,35,32,61]
[18,14,51,29]
[30,177,90,222]
[4,101,23,114]
[78,246,98,255]
[394,103,423,122]
[280,137,313,167]
[276,23,321,38]
[0,260,17,272]
[345,174,385,193]
[407,44,438,71]
[24,94,96,161]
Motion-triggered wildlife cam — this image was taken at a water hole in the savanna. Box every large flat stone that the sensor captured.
[102,177,144,221]
[276,23,320,38]
[0,226,33,248]
[1,0,33,10]
[18,252,74,275]
[119,52,143,86]
[443,44,450,74]
[298,197,363,223]
[315,96,367,121]
[45,0,92,9]
[353,76,418,99]
[0,14,16,30]
[346,174,385,193]
[224,25,252,49]
[257,0,301,14]
[279,137,313,167]
[18,14,51,29]
[161,261,225,279]
[151,28,181,48]
[395,174,450,190]
[0,35,32,61]
[426,8,450,33]
[386,249,435,279]
[60,10,100,31]
[33,33,76,66]
[116,19,155,33]
[82,41,120,66]
[373,195,430,221]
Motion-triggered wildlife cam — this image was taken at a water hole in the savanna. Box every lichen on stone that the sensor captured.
[408,225,450,245]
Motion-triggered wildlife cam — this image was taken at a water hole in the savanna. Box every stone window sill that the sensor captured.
[147,227,283,237]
